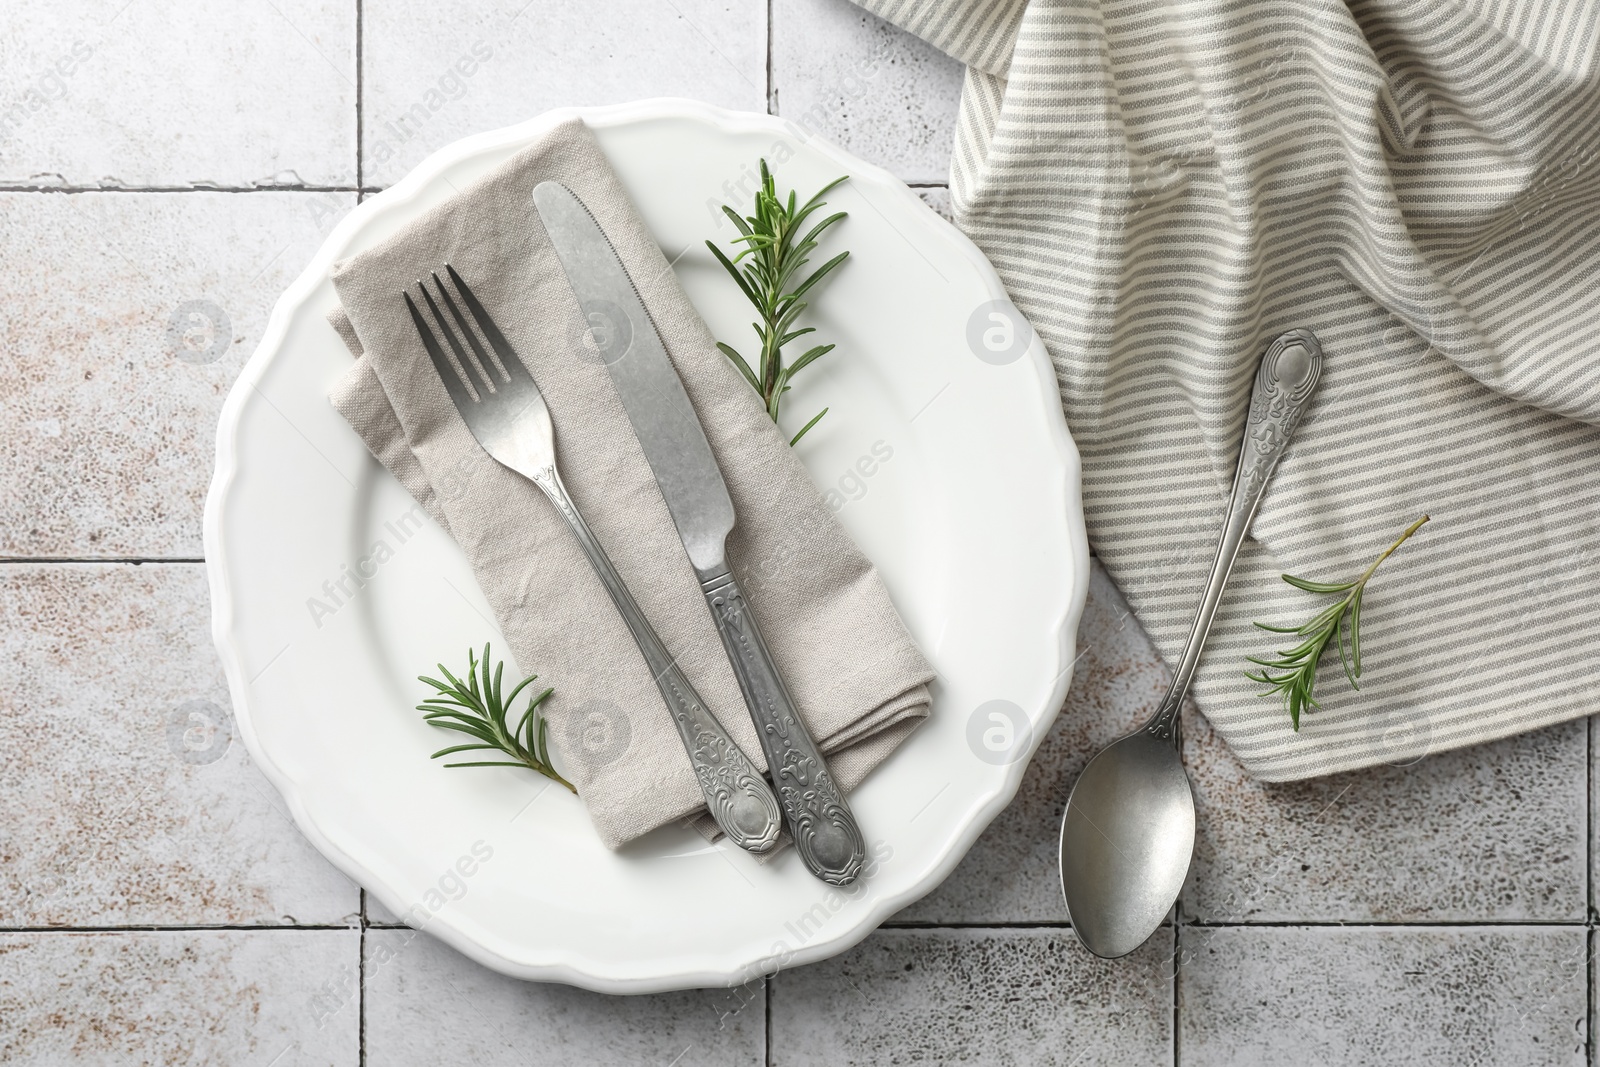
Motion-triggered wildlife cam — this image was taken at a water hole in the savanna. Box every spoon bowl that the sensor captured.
[1059,728,1194,957]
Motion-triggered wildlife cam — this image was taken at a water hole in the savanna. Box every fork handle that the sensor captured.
[699,568,867,886]
[528,464,782,854]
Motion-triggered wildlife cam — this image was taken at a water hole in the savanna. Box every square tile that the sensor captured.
[0,190,352,557]
[360,0,767,187]
[771,0,964,183]
[770,927,1172,1066]
[0,563,359,926]
[1178,926,1588,1066]
[1185,711,1587,922]
[362,929,765,1067]
[0,1,355,187]
[0,929,358,1066]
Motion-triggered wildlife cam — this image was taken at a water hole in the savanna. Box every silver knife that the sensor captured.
[533,181,867,886]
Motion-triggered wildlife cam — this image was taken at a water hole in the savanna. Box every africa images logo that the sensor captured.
[305,504,428,629]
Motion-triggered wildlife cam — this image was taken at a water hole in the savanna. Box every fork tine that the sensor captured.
[419,280,494,395]
[431,271,506,387]
[445,263,533,384]
[405,291,479,407]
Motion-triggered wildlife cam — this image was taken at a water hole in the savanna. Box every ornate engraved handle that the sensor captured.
[529,465,782,852]
[1144,328,1323,743]
[699,568,866,886]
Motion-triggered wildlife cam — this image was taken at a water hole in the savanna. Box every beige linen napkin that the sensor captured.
[325,118,933,849]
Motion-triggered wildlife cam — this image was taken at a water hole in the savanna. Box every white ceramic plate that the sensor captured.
[206,100,1087,993]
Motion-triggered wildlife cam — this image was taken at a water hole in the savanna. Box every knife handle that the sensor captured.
[528,465,782,854]
[699,569,867,886]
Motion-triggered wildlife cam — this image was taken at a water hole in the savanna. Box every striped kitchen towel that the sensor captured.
[849,0,1600,778]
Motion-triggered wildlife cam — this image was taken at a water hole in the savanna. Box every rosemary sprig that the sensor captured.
[706,159,850,445]
[1246,516,1430,731]
[417,643,575,792]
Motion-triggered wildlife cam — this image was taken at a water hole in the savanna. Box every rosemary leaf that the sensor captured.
[706,159,850,445]
[1247,515,1429,731]
[417,643,576,792]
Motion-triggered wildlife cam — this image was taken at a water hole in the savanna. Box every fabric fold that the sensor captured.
[857,0,1600,778]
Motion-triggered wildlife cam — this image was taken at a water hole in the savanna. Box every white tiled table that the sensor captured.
[1,2,1591,1064]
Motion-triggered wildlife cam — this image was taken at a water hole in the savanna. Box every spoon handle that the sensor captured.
[1144,328,1322,743]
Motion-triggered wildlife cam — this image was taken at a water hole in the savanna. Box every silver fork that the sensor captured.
[404,265,783,853]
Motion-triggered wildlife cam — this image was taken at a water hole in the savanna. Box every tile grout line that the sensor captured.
[1,557,204,564]
[768,6,780,1062]
[1175,918,1595,929]
[359,888,368,1067]
[0,185,361,194]
[765,0,774,116]
[0,924,359,933]
[883,918,1599,929]
[1172,923,1181,1067]
[10,918,1594,936]
[354,5,366,1057]
[765,7,775,1063]
[355,0,364,190]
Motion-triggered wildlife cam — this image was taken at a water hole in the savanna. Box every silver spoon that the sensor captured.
[1059,328,1322,958]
